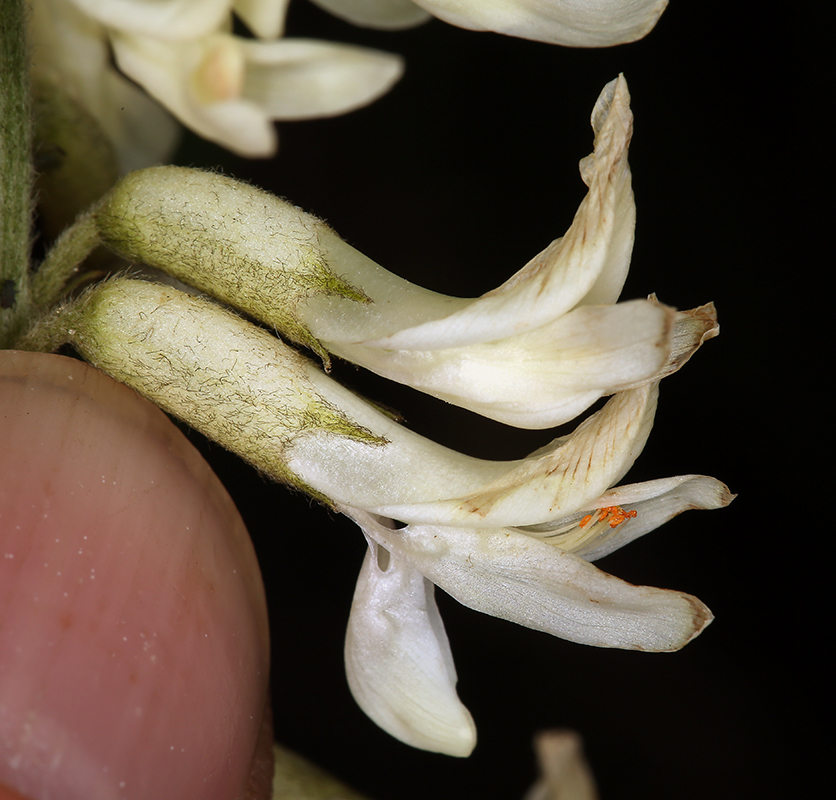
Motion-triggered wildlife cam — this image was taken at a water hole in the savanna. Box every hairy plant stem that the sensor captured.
[0,0,34,348]
[12,298,77,355]
[31,208,101,307]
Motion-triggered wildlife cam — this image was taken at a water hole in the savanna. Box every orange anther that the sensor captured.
[578,505,636,530]
[607,506,637,528]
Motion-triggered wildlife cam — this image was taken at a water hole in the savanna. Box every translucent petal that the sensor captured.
[345,541,476,756]
[571,475,734,561]
[523,475,735,560]
[241,38,403,119]
[408,0,668,47]
[345,508,712,652]
[652,302,720,382]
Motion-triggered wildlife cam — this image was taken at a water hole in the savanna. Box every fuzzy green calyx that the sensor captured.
[94,167,369,368]
[67,278,384,502]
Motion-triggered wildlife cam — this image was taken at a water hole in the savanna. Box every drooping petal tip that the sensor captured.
[680,595,714,648]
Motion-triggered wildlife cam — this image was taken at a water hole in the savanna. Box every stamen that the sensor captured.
[579,505,637,529]
[522,504,638,554]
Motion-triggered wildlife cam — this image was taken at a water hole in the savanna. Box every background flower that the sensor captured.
[28,0,403,169]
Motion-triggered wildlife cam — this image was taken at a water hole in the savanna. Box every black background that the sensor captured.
[172,2,817,798]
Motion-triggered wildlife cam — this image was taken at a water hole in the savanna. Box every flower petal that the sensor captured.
[652,301,720,382]
[85,76,635,357]
[100,70,181,172]
[111,32,277,157]
[69,0,233,40]
[571,475,735,561]
[522,475,735,560]
[309,0,432,29]
[351,73,635,350]
[29,0,180,171]
[233,0,292,39]
[30,0,110,113]
[112,32,401,157]
[358,369,663,534]
[327,298,673,428]
[345,540,476,756]
[240,38,403,119]
[293,377,658,526]
[344,508,713,652]
[408,0,668,47]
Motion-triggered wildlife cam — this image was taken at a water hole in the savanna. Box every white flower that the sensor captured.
[91,76,689,428]
[109,32,403,158]
[340,473,730,756]
[52,276,732,758]
[314,74,646,427]
[28,0,403,168]
[310,0,669,47]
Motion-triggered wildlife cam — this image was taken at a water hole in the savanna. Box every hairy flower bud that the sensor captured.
[94,169,371,366]
[63,277,384,500]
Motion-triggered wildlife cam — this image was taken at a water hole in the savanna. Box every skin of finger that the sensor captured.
[0,782,36,800]
[0,351,271,800]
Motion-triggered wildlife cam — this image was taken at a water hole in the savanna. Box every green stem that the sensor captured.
[31,208,101,308]
[0,0,34,348]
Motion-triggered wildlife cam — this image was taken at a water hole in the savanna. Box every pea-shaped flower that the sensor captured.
[84,77,689,429]
[29,276,730,757]
[28,0,403,169]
